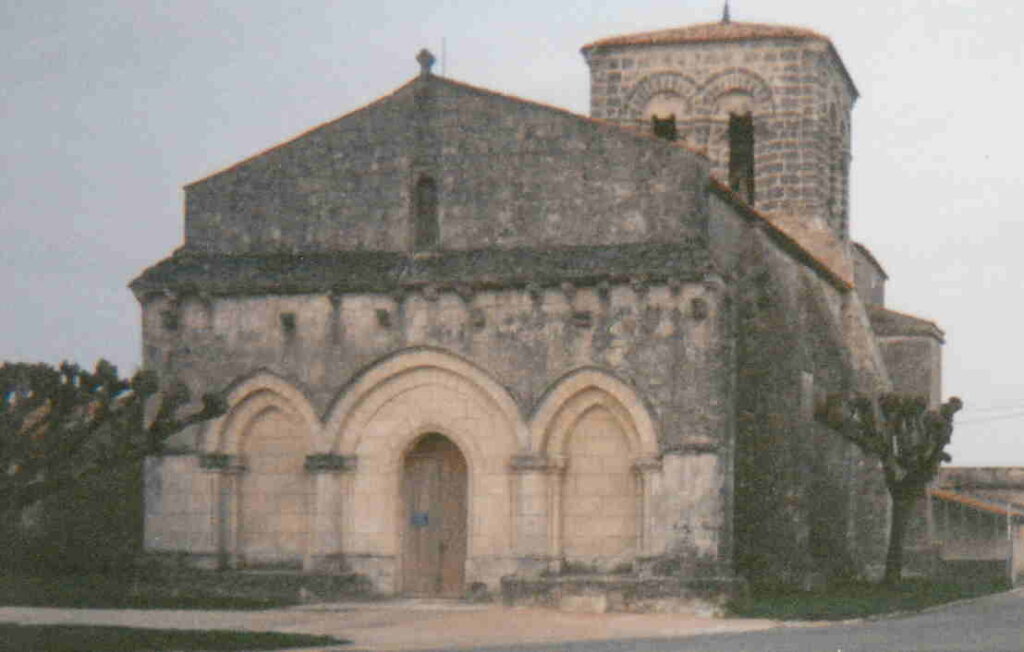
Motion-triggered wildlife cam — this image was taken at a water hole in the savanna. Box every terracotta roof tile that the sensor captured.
[582,21,829,51]
[930,488,1024,518]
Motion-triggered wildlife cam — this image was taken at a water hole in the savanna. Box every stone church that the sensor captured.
[134,14,945,608]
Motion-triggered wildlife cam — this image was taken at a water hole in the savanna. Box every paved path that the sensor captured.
[0,599,780,651]
[631,588,1024,652]
[454,589,1024,652]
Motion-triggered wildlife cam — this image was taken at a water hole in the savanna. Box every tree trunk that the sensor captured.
[884,490,916,585]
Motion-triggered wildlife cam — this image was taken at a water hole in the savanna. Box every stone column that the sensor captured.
[304,453,358,572]
[633,456,663,557]
[546,456,568,566]
[509,454,557,571]
[199,453,246,569]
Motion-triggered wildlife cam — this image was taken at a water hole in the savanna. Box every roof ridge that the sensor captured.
[186,72,712,190]
[930,488,1024,517]
[430,75,710,159]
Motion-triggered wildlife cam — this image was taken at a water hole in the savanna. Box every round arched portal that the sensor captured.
[400,433,468,596]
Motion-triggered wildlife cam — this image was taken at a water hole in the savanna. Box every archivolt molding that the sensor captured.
[625,72,699,118]
[546,396,636,456]
[626,69,776,122]
[380,418,486,476]
[530,368,659,458]
[323,348,528,456]
[205,371,320,455]
[695,68,775,116]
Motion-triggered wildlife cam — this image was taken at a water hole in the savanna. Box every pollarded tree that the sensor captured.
[0,359,225,518]
[818,393,963,585]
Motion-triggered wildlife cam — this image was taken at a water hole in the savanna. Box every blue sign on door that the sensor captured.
[411,511,429,527]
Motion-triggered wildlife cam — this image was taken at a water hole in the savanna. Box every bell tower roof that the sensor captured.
[581,20,857,100]
[581,20,830,51]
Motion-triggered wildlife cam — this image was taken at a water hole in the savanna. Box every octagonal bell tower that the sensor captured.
[582,14,858,241]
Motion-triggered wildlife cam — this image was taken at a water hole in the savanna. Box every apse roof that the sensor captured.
[867,305,945,342]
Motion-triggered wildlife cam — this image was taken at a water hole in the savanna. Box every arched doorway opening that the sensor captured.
[400,433,468,596]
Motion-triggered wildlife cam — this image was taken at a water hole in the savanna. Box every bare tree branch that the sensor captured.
[1,360,226,516]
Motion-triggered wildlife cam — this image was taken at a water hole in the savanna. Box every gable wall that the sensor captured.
[425,83,709,249]
[186,90,415,253]
[183,79,710,255]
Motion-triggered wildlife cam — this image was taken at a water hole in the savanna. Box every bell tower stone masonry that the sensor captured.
[582,17,857,242]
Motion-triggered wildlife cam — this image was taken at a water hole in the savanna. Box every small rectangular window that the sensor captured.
[160,309,179,331]
[728,113,755,204]
[651,115,677,141]
[413,175,439,250]
[279,312,296,335]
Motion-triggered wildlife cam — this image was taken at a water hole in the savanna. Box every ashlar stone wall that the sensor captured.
[142,276,735,591]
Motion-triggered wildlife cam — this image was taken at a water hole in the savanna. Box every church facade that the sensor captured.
[134,16,944,608]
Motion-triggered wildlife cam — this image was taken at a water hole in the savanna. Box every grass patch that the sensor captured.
[731,579,1009,621]
[0,624,347,652]
[0,574,296,610]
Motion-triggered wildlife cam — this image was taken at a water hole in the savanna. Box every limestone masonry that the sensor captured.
[133,14,945,610]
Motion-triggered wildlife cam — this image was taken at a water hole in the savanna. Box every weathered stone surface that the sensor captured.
[183,77,708,255]
[136,16,945,608]
[501,574,745,615]
[584,23,856,283]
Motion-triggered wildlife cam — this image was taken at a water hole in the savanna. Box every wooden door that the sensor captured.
[401,433,468,596]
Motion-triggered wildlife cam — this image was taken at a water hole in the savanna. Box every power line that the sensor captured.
[963,401,1024,414]
[956,410,1024,426]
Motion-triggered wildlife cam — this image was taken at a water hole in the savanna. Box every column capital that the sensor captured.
[663,441,719,456]
[304,453,358,473]
[509,454,566,474]
[632,456,663,473]
[199,453,245,473]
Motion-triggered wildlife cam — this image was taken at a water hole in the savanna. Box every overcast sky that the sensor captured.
[2,1,1021,465]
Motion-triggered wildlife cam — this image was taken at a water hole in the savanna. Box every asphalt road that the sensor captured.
[439,590,1024,652]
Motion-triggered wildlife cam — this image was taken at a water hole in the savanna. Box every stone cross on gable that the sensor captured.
[417,48,436,78]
